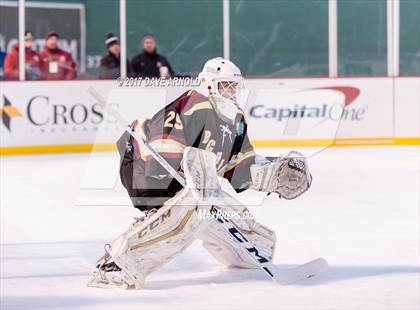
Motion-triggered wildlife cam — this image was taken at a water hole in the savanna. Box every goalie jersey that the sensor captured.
[117,90,256,211]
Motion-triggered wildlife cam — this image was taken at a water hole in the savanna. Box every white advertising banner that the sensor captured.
[244,78,394,141]
[394,78,420,138]
[0,77,418,154]
[0,81,187,150]
[0,81,119,147]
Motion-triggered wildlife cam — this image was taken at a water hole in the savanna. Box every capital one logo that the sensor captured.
[249,86,363,122]
[0,95,22,131]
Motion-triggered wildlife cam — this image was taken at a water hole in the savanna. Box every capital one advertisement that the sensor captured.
[243,78,394,142]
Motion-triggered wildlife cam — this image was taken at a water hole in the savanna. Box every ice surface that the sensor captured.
[1,146,419,310]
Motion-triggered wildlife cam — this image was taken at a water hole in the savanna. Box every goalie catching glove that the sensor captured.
[250,151,312,200]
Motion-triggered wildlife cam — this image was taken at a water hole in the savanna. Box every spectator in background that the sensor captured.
[0,49,6,80]
[4,31,42,80]
[39,31,77,80]
[99,32,130,79]
[131,34,174,78]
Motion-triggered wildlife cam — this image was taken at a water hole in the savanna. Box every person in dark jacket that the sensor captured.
[99,33,130,79]
[131,34,174,78]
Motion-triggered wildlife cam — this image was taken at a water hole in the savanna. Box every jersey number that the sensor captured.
[164,111,183,129]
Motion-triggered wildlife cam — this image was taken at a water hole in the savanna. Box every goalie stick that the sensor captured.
[209,206,328,284]
[87,87,328,285]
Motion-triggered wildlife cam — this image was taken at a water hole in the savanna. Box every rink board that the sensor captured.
[0,78,419,155]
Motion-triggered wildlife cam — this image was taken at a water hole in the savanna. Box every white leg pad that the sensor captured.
[90,147,276,289]
[182,146,277,269]
[107,189,206,288]
[198,199,276,269]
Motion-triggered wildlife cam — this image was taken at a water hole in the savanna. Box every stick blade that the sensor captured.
[274,257,328,285]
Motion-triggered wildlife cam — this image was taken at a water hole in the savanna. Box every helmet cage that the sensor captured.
[211,76,244,106]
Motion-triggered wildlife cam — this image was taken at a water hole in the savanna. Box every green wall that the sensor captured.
[338,0,387,76]
[7,0,420,77]
[400,0,420,76]
[230,0,329,77]
[126,0,223,76]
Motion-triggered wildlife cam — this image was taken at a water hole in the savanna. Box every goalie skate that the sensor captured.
[87,246,136,289]
[87,264,132,289]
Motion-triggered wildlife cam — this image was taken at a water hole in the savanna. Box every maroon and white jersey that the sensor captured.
[118,90,256,210]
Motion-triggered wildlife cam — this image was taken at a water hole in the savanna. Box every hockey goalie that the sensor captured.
[87,58,312,289]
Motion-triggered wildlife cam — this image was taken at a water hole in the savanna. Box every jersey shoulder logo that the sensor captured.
[235,121,245,136]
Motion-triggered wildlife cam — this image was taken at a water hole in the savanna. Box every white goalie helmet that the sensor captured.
[196,57,245,124]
